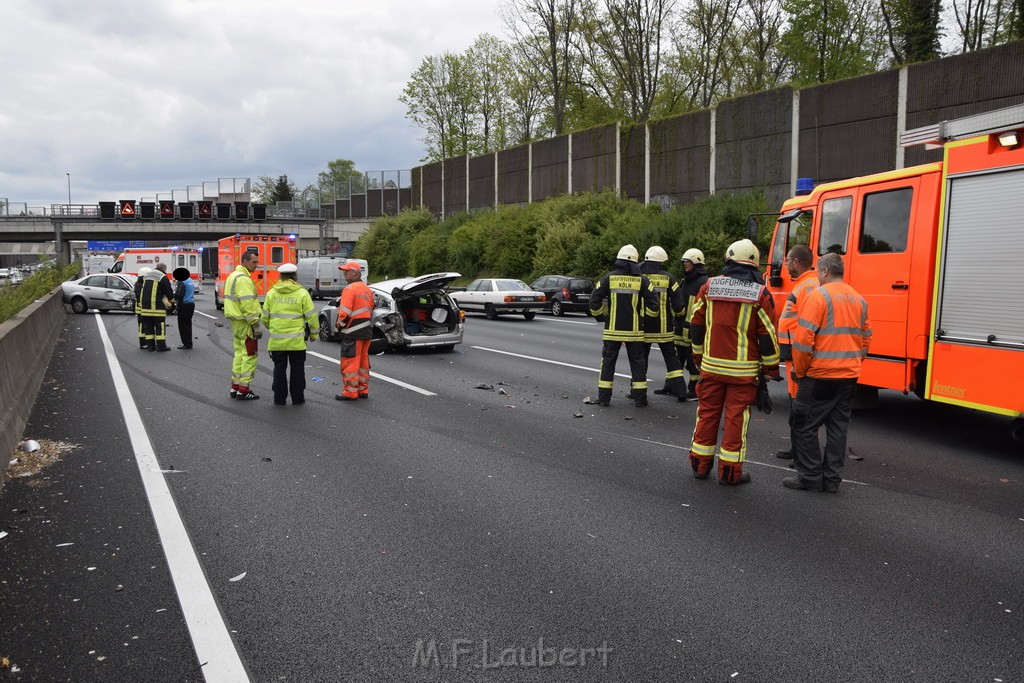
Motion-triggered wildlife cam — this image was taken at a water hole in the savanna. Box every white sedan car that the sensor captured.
[450,278,546,320]
[61,274,135,313]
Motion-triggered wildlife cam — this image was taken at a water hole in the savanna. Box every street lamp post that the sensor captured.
[66,173,71,213]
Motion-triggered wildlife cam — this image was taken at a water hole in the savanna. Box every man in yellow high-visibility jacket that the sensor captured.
[224,250,263,400]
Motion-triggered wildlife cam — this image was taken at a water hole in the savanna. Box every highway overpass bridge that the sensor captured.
[0,210,371,263]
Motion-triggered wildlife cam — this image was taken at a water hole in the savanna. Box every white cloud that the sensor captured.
[0,0,506,206]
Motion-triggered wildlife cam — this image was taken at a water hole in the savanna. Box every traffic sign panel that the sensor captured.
[160,202,175,219]
[119,200,136,218]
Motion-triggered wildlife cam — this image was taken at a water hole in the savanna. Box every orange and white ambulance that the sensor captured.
[109,247,204,291]
[214,233,298,309]
[766,103,1024,438]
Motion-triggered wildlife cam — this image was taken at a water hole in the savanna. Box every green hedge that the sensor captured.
[354,189,774,284]
[0,263,81,325]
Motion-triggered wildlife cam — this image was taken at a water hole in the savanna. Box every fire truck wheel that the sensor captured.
[1011,418,1024,443]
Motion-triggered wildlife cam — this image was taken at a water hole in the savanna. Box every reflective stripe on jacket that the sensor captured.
[690,275,780,381]
[640,264,686,343]
[224,265,261,324]
[792,282,872,379]
[777,269,818,348]
[139,271,173,317]
[589,270,659,342]
[337,280,374,340]
[261,279,318,351]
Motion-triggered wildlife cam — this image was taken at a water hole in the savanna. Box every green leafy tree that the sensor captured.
[779,0,886,85]
[401,52,480,162]
[252,174,297,205]
[880,0,942,63]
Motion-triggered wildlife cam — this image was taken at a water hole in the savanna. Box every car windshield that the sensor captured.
[496,280,530,291]
[569,279,593,292]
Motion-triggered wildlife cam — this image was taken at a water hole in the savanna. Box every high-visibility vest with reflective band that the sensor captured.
[224,265,261,325]
[337,280,374,339]
[589,270,659,342]
[792,281,872,379]
[690,275,780,381]
[640,266,686,343]
[261,280,318,351]
[777,269,818,348]
[139,273,168,317]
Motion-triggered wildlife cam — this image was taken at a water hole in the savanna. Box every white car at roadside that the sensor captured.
[449,278,546,320]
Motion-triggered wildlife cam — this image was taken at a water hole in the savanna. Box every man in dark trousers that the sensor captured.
[785,253,871,493]
[641,246,687,398]
[588,244,659,407]
[139,264,175,352]
[674,248,708,401]
[172,267,195,349]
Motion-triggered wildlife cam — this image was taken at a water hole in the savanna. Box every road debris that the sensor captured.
[583,396,596,404]
[474,383,494,390]
[6,440,79,482]
[229,572,247,582]
[573,412,584,418]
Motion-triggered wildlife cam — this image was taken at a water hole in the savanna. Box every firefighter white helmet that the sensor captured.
[616,244,639,262]
[725,239,759,267]
[137,267,152,277]
[681,248,705,265]
[644,246,668,262]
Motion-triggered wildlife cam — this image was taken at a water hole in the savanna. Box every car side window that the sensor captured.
[107,277,130,290]
[84,276,106,287]
[465,280,481,292]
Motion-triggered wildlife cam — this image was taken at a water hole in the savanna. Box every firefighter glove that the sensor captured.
[756,378,773,414]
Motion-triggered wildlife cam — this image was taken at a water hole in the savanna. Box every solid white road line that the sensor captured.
[305,348,437,396]
[471,345,635,380]
[95,315,251,682]
[195,310,217,320]
[531,316,597,326]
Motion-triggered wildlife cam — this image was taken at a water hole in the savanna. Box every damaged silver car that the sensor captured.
[318,272,464,353]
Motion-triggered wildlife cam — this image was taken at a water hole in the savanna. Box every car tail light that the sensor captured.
[459,309,465,323]
[538,294,545,301]
[504,295,515,302]
[562,287,571,299]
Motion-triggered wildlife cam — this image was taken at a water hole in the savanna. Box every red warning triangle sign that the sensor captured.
[160,202,174,216]
[199,203,212,216]
[120,202,135,216]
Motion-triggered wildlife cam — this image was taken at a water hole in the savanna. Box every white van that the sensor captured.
[297,256,368,299]
[85,253,116,276]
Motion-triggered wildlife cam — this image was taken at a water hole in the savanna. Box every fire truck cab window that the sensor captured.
[819,196,852,255]
[271,246,284,264]
[860,187,912,254]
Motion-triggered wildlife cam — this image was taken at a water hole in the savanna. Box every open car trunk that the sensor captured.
[394,291,459,339]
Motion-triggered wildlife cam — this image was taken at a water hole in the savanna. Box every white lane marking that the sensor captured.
[531,316,596,326]
[305,349,437,396]
[614,432,868,485]
[472,346,633,379]
[196,310,217,320]
[95,316,251,682]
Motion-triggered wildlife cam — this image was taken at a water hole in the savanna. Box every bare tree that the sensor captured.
[503,0,585,135]
[581,0,676,122]
[732,0,789,93]
[505,43,550,143]
[673,0,744,108]
[467,34,513,153]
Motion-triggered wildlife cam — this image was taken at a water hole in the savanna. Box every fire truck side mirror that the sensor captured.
[747,216,758,239]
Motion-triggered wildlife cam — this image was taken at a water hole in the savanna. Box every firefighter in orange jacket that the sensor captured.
[688,239,780,485]
[774,244,817,460]
[785,253,871,493]
[335,261,374,401]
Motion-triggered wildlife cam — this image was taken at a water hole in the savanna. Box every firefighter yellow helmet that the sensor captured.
[681,248,705,265]
[725,239,759,267]
[616,244,639,262]
[644,246,668,262]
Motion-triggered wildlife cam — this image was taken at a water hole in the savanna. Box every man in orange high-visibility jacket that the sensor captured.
[785,253,871,493]
[688,239,780,486]
[774,244,817,460]
[335,261,374,401]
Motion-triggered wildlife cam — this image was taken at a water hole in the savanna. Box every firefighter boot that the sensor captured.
[718,461,751,486]
[632,389,648,407]
[653,385,672,395]
[690,455,713,480]
[596,389,612,407]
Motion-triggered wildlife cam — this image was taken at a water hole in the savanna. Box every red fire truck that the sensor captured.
[765,104,1024,438]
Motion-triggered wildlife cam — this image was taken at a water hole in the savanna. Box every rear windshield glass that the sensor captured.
[569,279,593,292]
[497,280,530,291]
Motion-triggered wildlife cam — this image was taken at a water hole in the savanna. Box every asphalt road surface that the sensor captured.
[1,295,1021,682]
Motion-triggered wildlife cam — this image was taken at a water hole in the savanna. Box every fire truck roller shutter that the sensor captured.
[937,168,1024,347]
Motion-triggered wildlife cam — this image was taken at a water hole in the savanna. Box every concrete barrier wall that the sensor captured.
[0,287,67,492]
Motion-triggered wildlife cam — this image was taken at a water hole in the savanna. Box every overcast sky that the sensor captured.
[0,0,507,208]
